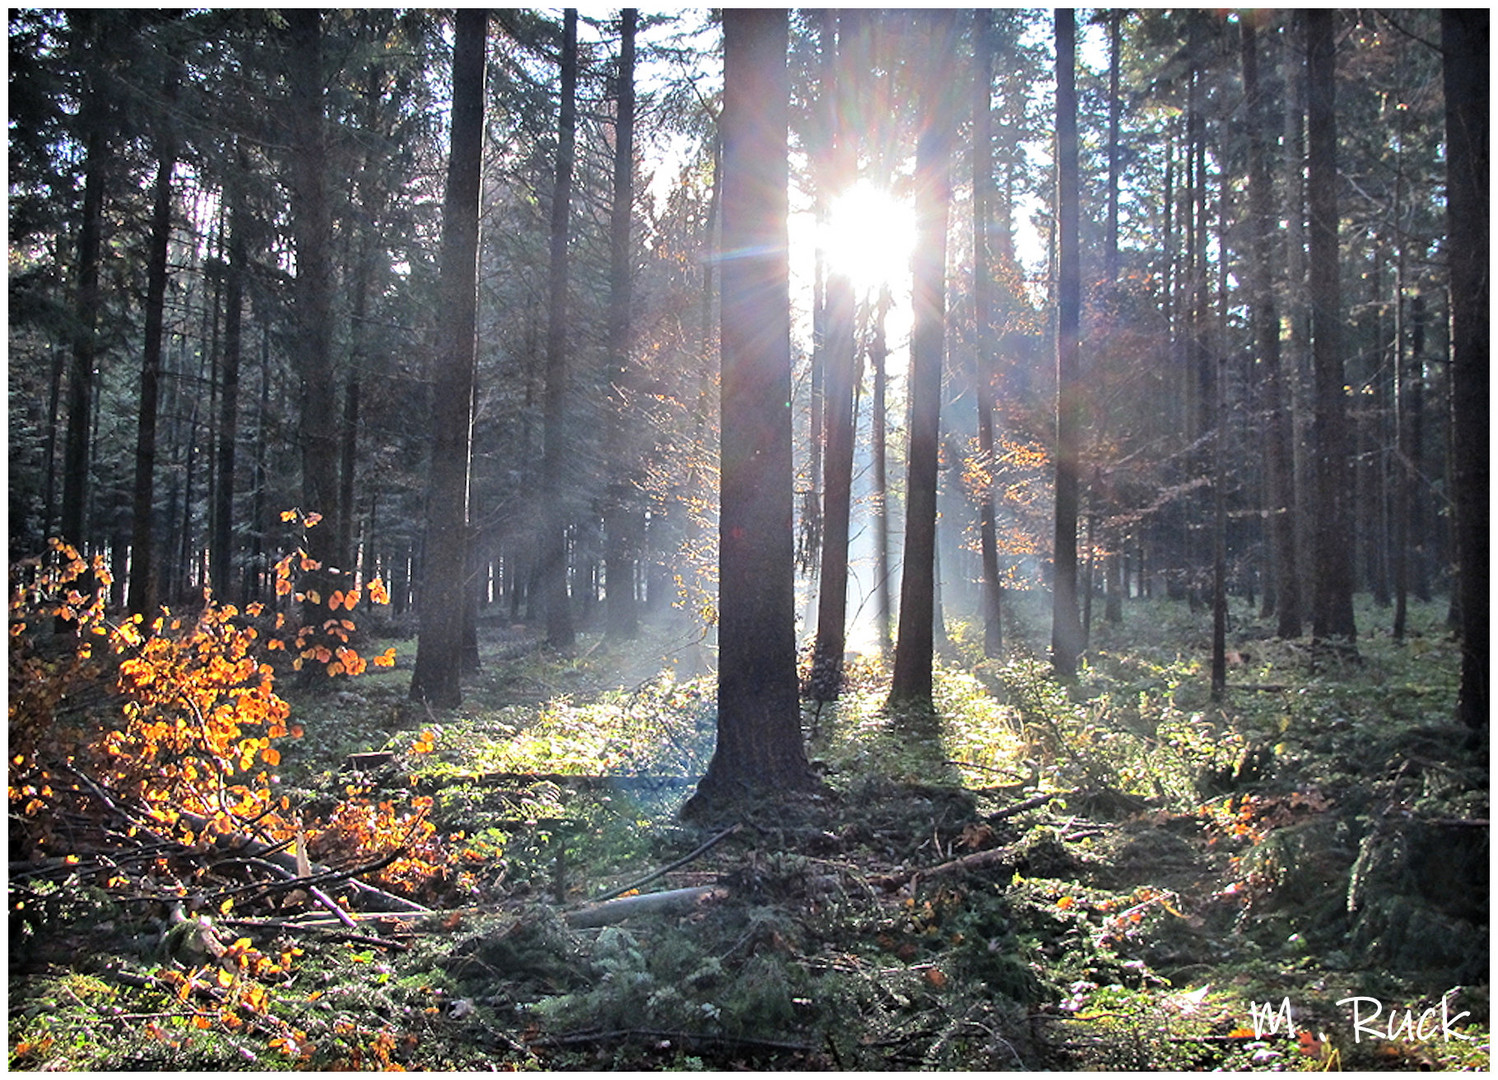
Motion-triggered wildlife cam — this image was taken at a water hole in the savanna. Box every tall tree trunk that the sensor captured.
[1050,8,1085,681]
[1102,7,1124,627]
[1282,22,1317,624]
[972,7,1004,658]
[810,11,858,702]
[410,8,485,708]
[1407,293,1430,603]
[1442,9,1488,733]
[603,8,640,642]
[211,146,245,606]
[61,74,106,554]
[43,346,65,543]
[285,10,346,651]
[685,8,813,817]
[889,9,957,713]
[871,288,893,657]
[541,9,579,649]
[1305,10,1356,643]
[1242,14,1300,639]
[129,79,175,615]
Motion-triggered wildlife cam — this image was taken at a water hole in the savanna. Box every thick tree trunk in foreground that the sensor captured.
[1050,8,1085,681]
[685,9,813,819]
[410,9,485,707]
[1443,9,1488,733]
[888,10,957,713]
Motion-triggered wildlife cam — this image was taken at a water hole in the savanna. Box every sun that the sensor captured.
[819,180,918,299]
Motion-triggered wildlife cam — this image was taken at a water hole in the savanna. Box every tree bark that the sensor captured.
[1242,14,1300,639]
[211,143,245,607]
[603,8,640,642]
[61,44,106,554]
[129,72,176,615]
[1442,9,1488,732]
[284,10,347,651]
[1050,8,1085,681]
[1305,10,1356,643]
[685,8,814,818]
[810,11,859,702]
[889,10,957,713]
[1102,8,1124,628]
[871,289,893,657]
[541,9,579,649]
[972,7,1004,659]
[410,8,486,707]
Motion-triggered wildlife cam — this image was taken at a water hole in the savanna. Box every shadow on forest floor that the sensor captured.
[9,594,1489,1070]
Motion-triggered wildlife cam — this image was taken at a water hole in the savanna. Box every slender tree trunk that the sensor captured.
[604,8,640,642]
[410,8,485,707]
[129,87,175,615]
[686,8,813,817]
[61,89,106,554]
[1306,10,1356,643]
[889,9,957,713]
[810,11,858,701]
[1102,9,1124,628]
[1281,23,1316,625]
[211,147,245,606]
[871,289,892,657]
[1442,9,1488,733]
[541,9,579,649]
[1050,8,1085,681]
[43,346,64,543]
[972,7,1004,658]
[1242,14,1300,639]
[1392,252,1411,641]
[1407,294,1430,602]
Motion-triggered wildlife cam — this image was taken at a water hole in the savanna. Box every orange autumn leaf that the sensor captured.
[1057,896,1075,910]
[924,968,948,988]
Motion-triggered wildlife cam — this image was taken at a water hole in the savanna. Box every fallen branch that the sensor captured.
[531,1026,813,1055]
[590,823,738,903]
[220,918,409,952]
[565,885,728,928]
[987,791,1063,821]
[869,845,1018,893]
[414,772,696,794]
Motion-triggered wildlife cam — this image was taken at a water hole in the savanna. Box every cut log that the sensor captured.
[565,885,727,928]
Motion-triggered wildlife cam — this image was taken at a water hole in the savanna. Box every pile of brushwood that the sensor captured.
[9,561,1488,1070]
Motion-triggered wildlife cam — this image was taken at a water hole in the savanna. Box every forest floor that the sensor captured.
[9,592,1490,1070]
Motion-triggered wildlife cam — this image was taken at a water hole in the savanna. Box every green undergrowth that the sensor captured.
[10,599,1488,1070]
